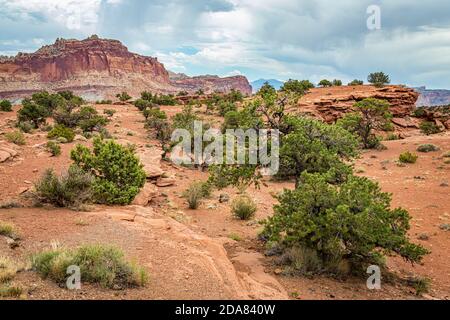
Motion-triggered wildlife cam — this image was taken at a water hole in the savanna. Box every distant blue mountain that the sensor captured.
[251,79,284,93]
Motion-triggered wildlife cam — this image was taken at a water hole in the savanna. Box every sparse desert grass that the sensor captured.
[385,133,400,141]
[5,130,26,145]
[399,151,418,164]
[103,109,116,117]
[0,256,23,298]
[231,195,257,220]
[280,246,323,275]
[183,182,212,209]
[0,285,23,298]
[408,277,431,296]
[31,244,148,289]
[0,256,19,283]
[417,144,440,153]
[229,233,242,242]
[34,166,94,209]
[0,222,16,238]
[75,218,89,226]
[45,141,61,157]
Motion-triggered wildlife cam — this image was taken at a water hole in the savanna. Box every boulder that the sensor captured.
[137,148,165,178]
[74,134,88,142]
[0,150,10,163]
[132,183,158,206]
[156,177,176,187]
[0,144,18,163]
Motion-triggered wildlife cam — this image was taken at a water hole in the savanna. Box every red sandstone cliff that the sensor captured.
[294,85,419,123]
[0,36,252,100]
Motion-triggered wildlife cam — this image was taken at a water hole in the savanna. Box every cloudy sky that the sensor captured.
[1,0,450,88]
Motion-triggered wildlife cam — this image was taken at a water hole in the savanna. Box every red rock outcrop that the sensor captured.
[0,36,252,100]
[294,85,419,123]
[170,74,252,96]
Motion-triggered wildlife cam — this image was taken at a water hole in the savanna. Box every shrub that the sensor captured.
[318,79,333,87]
[31,91,67,112]
[17,99,48,128]
[183,183,203,209]
[0,100,12,112]
[413,108,426,118]
[34,167,94,209]
[417,144,440,153]
[348,79,364,86]
[79,116,108,132]
[177,91,188,97]
[16,121,34,133]
[5,130,26,145]
[116,92,131,102]
[152,94,176,106]
[337,98,392,149]
[218,101,237,116]
[52,105,80,128]
[332,79,342,86]
[71,138,146,205]
[420,121,441,135]
[281,79,314,95]
[368,72,390,87]
[262,172,429,274]
[134,99,152,111]
[141,91,153,101]
[226,89,245,103]
[231,195,257,220]
[385,133,400,141]
[47,124,75,143]
[279,116,359,186]
[31,244,147,289]
[96,100,113,105]
[399,151,418,164]
[257,82,277,96]
[46,141,61,156]
[103,109,116,117]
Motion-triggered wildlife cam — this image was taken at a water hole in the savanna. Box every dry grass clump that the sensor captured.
[31,244,148,289]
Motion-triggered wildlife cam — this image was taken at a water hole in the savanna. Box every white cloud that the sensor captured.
[1,0,102,33]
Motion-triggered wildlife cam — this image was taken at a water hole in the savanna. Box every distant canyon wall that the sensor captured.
[0,35,252,101]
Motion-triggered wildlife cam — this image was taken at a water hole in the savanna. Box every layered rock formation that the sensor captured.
[294,85,419,123]
[415,87,450,107]
[170,74,252,96]
[0,36,252,100]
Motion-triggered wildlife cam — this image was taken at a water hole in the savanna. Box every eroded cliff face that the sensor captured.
[170,74,252,96]
[0,36,252,100]
[294,85,419,123]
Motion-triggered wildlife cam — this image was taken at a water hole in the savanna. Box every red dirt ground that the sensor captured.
[0,103,448,300]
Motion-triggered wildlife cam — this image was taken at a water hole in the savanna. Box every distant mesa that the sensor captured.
[0,36,252,100]
[414,86,450,107]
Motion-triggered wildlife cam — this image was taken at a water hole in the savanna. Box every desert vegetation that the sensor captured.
[31,244,147,289]
[0,79,446,300]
